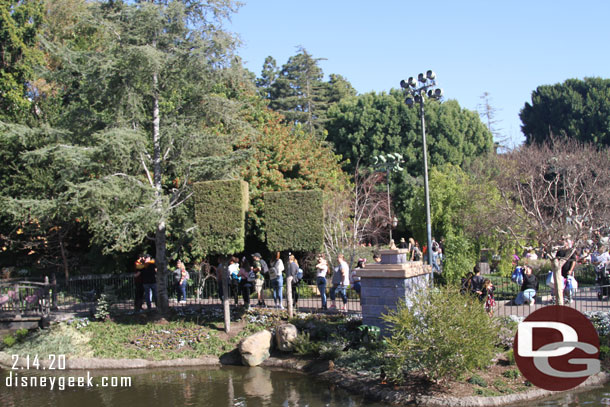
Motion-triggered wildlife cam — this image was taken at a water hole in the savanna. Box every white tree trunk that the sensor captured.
[552,258,566,306]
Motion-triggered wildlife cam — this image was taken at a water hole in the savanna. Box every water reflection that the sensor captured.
[0,366,383,407]
[3,365,610,407]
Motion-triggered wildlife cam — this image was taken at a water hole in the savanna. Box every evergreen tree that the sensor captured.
[520,77,610,147]
[0,0,44,123]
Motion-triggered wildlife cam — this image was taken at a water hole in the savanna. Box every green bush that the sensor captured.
[3,335,16,348]
[442,232,477,283]
[264,190,323,252]
[467,374,487,387]
[193,180,249,255]
[382,285,499,382]
[292,332,322,356]
[503,369,520,379]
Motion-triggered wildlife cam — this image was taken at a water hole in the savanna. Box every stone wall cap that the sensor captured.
[377,249,410,255]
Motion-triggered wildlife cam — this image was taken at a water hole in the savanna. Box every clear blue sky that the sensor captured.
[228,0,610,148]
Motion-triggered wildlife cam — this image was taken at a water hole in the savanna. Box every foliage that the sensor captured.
[256,47,356,138]
[382,285,499,382]
[0,0,45,123]
[192,180,248,255]
[264,190,324,252]
[467,374,487,387]
[441,232,477,283]
[235,101,348,242]
[93,293,114,321]
[520,77,610,147]
[493,139,610,304]
[292,332,322,356]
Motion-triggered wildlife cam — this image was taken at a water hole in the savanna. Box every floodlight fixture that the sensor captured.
[405,96,414,107]
[408,77,417,87]
[426,70,436,80]
[418,73,427,83]
[400,79,408,89]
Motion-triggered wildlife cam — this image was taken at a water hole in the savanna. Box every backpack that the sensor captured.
[511,266,524,286]
[247,270,256,282]
[260,259,269,274]
[296,268,303,282]
[269,265,278,280]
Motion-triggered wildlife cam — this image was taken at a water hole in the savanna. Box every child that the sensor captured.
[483,278,495,317]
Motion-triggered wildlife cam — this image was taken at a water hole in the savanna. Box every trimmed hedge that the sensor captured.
[192,180,249,255]
[264,190,323,252]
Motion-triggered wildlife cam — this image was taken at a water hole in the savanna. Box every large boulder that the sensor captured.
[275,323,298,352]
[239,330,272,366]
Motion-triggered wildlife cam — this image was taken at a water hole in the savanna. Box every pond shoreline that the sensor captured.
[1,351,608,406]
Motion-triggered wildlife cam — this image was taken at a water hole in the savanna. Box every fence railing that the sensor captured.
[2,271,609,318]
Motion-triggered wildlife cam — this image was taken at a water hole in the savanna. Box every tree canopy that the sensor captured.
[520,77,610,147]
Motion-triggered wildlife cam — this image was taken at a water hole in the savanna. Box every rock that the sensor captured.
[275,323,298,352]
[239,330,272,367]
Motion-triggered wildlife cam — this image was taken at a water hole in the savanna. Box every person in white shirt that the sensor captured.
[330,254,350,311]
[315,254,328,310]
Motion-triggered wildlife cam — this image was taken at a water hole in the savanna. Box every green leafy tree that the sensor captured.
[0,0,44,123]
[6,0,247,313]
[520,77,610,147]
[325,90,493,233]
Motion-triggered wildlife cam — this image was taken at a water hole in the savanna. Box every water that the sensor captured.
[2,365,610,407]
[0,366,385,407]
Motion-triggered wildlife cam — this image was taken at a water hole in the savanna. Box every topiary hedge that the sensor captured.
[264,190,323,252]
[192,180,249,255]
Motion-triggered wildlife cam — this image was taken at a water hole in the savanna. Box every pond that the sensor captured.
[1,365,609,407]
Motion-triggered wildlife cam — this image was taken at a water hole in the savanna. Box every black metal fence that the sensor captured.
[2,269,609,318]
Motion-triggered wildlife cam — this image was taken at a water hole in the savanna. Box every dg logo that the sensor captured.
[514,305,600,391]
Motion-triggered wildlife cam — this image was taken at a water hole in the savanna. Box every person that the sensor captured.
[228,256,241,305]
[251,253,266,307]
[315,254,328,310]
[408,237,416,260]
[350,258,364,296]
[514,265,538,305]
[331,254,349,311]
[460,271,474,295]
[133,254,146,311]
[270,252,284,309]
[483,278,495,317]
[470,265,484,300]
[137,254,157,310]
[399,238,408,249]
[173,260,189,304]
[373,253,382,263]
[412,242,422,262]
[560,249,577,304]
[287,253,300,308]
[239,257,252,310]
[388,239,397,250]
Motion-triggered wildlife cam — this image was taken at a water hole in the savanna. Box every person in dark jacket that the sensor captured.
[470,265,485,300]
[514,266,538,305]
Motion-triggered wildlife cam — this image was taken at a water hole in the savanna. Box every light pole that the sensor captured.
[373,153,404,243]
[400,70,443,268]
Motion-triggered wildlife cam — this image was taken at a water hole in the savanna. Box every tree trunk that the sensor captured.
[287,276,293,318]
[151,67,169,313]
[552,258,566,306]
[221,262,230,333]
[58,232,69,281]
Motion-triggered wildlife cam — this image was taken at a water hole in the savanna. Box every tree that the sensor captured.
[323,168,390,267]
[520,77,610,147]
[0,0,44,123]
[477,91,506,152]
[325,90,493,233]
[493,139,610,304]
[20,0,247,313]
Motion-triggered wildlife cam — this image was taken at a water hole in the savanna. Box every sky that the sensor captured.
[228,0,610,148]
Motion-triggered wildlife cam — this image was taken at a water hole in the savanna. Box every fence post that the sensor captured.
[221,263,230,334]
[287,276,293,318]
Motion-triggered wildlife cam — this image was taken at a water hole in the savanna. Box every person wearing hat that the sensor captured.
[399,238,408,249]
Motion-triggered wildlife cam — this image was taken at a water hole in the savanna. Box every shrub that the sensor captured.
[192,180,249,255]
[292,332,322,356]
[382,285,499,382]
[442,232,477,283]
[264,190,323,252]
[467,374,487,387]
[503,369,520,379]
[2,335,16,348]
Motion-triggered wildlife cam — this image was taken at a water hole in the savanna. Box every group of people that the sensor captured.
[134,253,192,311]
[461,265,497,316]
[218,251,365,312]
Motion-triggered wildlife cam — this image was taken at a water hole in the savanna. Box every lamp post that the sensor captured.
[400,70,443,268]
[373,153,404,243]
